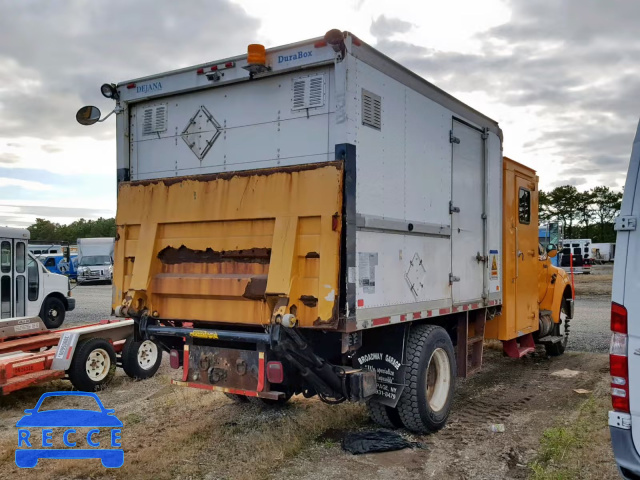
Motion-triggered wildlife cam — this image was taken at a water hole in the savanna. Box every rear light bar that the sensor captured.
[611,302,630,413]
[197,61,236,75]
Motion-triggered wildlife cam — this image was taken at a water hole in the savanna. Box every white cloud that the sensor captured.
[0,177,51,191]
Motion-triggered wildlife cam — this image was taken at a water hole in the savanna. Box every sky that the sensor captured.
[0,0,636,227]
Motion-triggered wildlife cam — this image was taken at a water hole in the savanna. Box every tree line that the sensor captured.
[28,217,116,244]
[540,185,622,243]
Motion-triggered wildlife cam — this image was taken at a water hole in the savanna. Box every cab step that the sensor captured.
[502,333,535,358]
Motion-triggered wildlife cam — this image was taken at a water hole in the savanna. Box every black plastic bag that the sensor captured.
[341,429,422,455]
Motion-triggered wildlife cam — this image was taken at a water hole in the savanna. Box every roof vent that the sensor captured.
[292,74,325,111]
[362,89,381,130]
[142,104,168,136]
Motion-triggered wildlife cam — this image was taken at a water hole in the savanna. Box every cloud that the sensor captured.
[0,153,19,164]
[368,1,637,189]
[0,178,52,191]
[41,144,62,153]
[0,0,260,140]
[370,15,413,38]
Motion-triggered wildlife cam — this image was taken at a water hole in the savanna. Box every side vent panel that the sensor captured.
[362,89,381,130]
[142,104,168,136]
[291,74,325,111]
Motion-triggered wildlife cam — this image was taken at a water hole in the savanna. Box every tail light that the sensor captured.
[169,349,181,369]
[611,302,630,413]
[266,361,284,384]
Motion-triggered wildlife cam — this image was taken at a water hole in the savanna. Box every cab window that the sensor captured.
[518,188,531,224]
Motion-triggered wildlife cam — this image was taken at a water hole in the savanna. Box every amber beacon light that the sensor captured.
[244,44,269,75]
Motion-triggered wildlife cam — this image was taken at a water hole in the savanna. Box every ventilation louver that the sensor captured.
[292,74,325,110]
[142,104,168,136]
[362,90,381,130]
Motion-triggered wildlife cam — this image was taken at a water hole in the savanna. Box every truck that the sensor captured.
[561,238,592,274]
[1,227,75,328]
[591,242,615,263]
[77,30,573,433]
[76,237,115,285]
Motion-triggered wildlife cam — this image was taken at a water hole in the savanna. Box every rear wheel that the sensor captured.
[367,400,403,429]
[68,338,116,391]
[396,324,456,433]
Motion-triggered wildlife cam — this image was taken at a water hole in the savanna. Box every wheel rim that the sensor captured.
[86,348,110,381]
[425,348,451,412]
[137,340,158,370]
[48,308,59,319]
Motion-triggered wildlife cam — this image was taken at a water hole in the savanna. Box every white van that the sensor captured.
[610,122,640,478]
[0,227,75,328]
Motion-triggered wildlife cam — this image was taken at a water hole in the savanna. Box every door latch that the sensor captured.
[449,201,460,214]
[476,252,487,263]
[449,273,460,284]
[449,131,460,144]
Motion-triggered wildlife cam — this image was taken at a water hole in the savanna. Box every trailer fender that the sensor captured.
[51,320,134,371]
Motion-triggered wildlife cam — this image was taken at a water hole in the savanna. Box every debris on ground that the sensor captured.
[573,388,592,394]
[490,423,506,433]
[341,429,423,455]
[550,368,581,378]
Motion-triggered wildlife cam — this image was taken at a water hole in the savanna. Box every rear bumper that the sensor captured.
[610,426,640,479]
[66,297,76,312]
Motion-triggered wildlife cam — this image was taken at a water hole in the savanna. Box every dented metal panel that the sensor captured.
[114,162,343,329]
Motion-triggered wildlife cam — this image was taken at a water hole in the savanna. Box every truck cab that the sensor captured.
[0,227,75,329]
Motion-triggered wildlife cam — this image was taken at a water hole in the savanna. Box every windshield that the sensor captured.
[79,255,111,266]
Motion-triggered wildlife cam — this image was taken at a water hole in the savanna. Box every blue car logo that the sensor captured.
[15,391,123,468]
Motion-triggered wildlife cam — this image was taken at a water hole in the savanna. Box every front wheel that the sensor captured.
[396,324,456,434]
[40,296,65,329]
[121,337,162,380]
[545,300,570,356]
[68,338,117,391]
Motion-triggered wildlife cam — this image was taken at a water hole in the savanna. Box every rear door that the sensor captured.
[451,119,485,303]
[616,125,640,455]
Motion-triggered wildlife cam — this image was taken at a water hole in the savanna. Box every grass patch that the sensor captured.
[529,387,617,480]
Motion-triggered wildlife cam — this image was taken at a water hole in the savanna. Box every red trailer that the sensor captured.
[0,317,162,395]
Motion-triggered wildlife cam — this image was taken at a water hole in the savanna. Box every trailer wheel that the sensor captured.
[121,337,162,380]
[68,338,116,391]
[367,400,403,429]
[41,296,65,329]
[396,324,456,433]
[545,300,569,357]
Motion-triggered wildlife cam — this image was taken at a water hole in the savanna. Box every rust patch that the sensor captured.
[158,246,271,265]
[243,276,268,300]
[299,295,318,308]
[305,252,320,259]
[124,161,343,188]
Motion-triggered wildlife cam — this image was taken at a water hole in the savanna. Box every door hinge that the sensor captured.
[449,273,460,284]
[476,252,488,263]
[481,128,489,140]
[449,201,460,214]
[450,131,460,144]
[615,216,637,231]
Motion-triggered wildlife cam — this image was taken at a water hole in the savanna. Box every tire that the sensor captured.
[121,337,162,380]
[396,324,456,434]
[68,338,117,391]
[224,393,249,403]
[40,296,65,329]
[367,400,403,429]
[545,300,569,356]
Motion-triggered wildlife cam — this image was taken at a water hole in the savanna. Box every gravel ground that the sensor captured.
[64,283,113,326]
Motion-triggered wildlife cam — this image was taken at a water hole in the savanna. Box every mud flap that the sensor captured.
[352,325,407,407]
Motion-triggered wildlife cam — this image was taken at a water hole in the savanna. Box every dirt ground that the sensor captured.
[0,270,619,479]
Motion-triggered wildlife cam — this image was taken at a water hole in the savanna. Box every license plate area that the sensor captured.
[186,345,260,391]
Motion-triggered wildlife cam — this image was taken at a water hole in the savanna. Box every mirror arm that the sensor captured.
[97,105,123,123]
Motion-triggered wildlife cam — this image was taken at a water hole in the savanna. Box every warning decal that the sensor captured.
[490,249,499,279]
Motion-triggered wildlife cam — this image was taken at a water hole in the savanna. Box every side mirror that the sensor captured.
[76,106,101,126]
[546,244,558,258]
